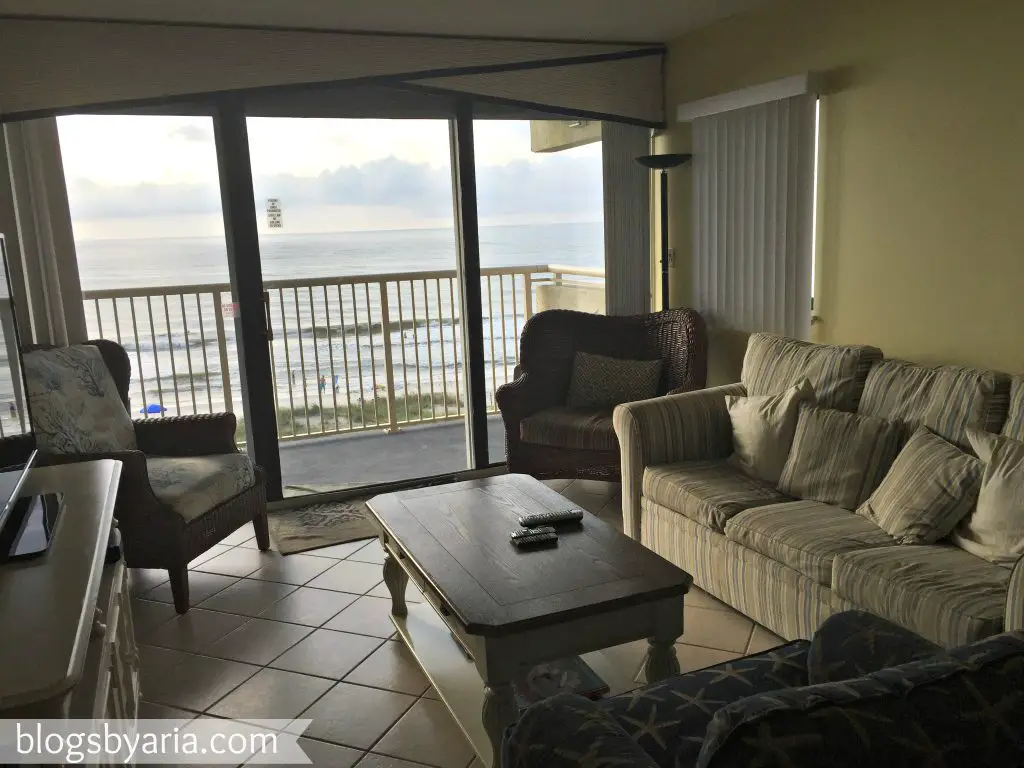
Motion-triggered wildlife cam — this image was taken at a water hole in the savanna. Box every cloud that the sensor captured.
[168,124,214,143]
[66,155,604,225]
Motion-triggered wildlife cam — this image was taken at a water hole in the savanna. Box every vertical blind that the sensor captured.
[601,122,651,315]
[691,94,816,339]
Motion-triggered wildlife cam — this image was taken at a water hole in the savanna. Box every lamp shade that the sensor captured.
[635,153,692,170]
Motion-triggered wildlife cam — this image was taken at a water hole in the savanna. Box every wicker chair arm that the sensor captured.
[134,413,238,456]
[495,372,554,432]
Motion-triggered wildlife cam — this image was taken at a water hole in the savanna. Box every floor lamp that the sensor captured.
[636,153,692,311]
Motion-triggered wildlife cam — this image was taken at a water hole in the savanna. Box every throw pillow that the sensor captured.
[726,378,815,484]
[24,344,137,454]
[778,404,901,510]
[856,426,982,544]
[565,351,663,409]
[951,428,1024,567]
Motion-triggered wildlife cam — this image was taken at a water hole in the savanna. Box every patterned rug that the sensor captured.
[268,498,378,555]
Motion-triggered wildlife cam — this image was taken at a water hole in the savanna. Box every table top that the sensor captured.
[367,474,692,637]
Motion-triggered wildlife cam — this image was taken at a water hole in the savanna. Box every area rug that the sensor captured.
[268,498,378,555]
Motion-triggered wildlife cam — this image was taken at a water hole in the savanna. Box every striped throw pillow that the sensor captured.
[778,405,901,510]
[857,426,982,544]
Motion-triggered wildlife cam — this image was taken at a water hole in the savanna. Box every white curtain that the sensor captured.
[602,122,652,315]
[2,118,87,346]
[691,94,816,339]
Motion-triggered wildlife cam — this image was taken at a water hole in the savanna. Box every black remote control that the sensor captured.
[510,527,558,548]
[518,508,584,528]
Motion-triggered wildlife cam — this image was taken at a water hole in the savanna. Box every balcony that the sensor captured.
[1,264,604,493]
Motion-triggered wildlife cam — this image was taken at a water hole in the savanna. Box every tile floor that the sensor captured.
[131,479,785,767]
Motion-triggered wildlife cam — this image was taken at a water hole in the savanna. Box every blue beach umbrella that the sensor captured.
[140,403,165,415]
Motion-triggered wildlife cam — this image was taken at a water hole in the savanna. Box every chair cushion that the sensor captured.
[642,460,791,533]
[148,454,256,522]
[740,333,882,411]
[832,545,1012,647]
[566,351,663,408]
[1002,375,1024,441]
[778,405,902,510]
[856,426,982,545]
[520,406,617,452]
[23,344,137,454]
[724,500,897,587]
[857,358,1010,448]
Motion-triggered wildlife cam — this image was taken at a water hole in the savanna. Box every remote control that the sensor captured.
[510,527,558,548]
[518,508,584,528]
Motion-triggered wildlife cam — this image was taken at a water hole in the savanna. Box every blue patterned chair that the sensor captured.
[503,610,1024,767]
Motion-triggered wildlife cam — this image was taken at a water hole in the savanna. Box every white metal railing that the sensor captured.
[71,264,603,443]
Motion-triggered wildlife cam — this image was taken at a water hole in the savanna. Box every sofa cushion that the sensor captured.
[642,460,791,533]
[857,359,1010,448]
[566,351,663,408]
[725,379,814,484]
[832,545,1012,647]
[856,426,982,544]
[724,500,897,587]
[520,406,616,451]
[24,344,138,454]
[148,454,256,522]
[778,405,902,510]
[740,333,882,411]
[1002,375,1024,440]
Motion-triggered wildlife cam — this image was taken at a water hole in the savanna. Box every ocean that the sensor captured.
[7,221,603,434]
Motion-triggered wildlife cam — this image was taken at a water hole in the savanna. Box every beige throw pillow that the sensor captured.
[857,426,982,544]
[950,428,1024,567]
[778,405,901,510]
[725,379,815,484]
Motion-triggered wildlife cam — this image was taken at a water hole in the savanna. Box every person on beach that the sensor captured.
[319,375,327,395]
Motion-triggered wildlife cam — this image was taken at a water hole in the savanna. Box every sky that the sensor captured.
[56,115,604,240]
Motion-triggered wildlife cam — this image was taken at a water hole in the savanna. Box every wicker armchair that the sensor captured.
[0,339,268,613]
[496,308,707,480]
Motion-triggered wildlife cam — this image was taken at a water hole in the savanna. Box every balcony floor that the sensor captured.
[279,416,507,494]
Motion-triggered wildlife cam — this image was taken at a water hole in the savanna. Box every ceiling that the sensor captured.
[0,0,767,43]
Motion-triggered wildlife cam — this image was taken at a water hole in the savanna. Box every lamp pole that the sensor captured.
[636,153,692,311]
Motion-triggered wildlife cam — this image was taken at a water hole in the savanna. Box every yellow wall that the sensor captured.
[661,0,1024,383]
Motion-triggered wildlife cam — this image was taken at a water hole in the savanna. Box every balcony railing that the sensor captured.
[53,264,602,444]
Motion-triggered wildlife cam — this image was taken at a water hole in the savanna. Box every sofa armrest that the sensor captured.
[134,413,239,456]
[1007,556,1024,632]
[807,610,941,684]
[612,383,744,540]
[504,694,658,768]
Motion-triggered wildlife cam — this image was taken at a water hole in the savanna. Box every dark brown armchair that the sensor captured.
[0,339,268,613]
[496,308,707,480]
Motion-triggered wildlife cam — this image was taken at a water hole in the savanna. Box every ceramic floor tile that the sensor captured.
[346,541,386,565]
[747,624,788,654]
[306,560,385,594]
[193,547,272,578]
[467,758,484,768]
[305,540,376,559]
[686,587,733,613]
[366,580,425,604]
[374,698,474,768]
[672,642,743,676]
[142,608,250,653]
[357,754,435,768]
[144,572,239,606]
[137,701,196,721]
[188,544,233,569]
[344,640,430,696]
[221,526,258,546]
[198,578,298,617]
[681,604,754,653]
[205,618,312,665]
[559,485,612,515]
[600,639,649,691]
[541,479,572,492]
[138,644,260,711]
[255,738,362,767]
[322,596,397,639]
[130,598,179,635]
[271,629,383,679]
[247,553,337,585]
[130,568,169,595]
[573,479,620,498]
[422,686,441,701]
[208,667,333,720]
[300,682,416,750]
[258,586,359,627]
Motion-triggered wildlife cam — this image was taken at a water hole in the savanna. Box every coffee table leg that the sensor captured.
[382,552,408,617]
[482,683,517,767]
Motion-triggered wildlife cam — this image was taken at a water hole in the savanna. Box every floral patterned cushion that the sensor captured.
[147,454,255,521]
[24,344,137,454]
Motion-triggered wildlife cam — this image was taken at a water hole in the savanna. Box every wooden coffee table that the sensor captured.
[367,474,692,766]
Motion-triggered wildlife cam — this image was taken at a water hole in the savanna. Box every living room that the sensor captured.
[0,0,1021,766]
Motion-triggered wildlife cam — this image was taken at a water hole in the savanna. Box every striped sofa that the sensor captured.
[613,333,1024,647]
